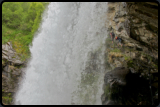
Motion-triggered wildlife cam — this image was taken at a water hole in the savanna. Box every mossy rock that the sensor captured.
[110,48,121,53]
[2,60,6,66]
[124,55,131,61]
[127,60,134,68]
[152,63,158,69]
[104,84,111,100]
[2,92,13,105]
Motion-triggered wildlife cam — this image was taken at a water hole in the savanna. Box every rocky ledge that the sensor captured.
[102,2,158,105]
[2,42,26,105]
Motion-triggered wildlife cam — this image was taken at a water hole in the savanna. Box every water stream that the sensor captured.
[14,2,108,105]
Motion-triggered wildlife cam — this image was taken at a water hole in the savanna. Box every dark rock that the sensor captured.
[105,2,158,105]
[136,46,143,51]
[102,66,153,105]
[108,6,115,11]
[103,100,118,105]
[102,67,131,105]
[104,67,131,91]
[129,67,136,73]
[3,65,9,72]
[151,82,158,89]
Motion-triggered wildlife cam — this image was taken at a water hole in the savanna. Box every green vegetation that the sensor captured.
[152,63,158,69]
[106,36,111,42]
[2,92,12,105]
[110,48,121,53]
[2,60,5,65]
[2,96,12,104]
[104,84,110,96]
[127,60,134,68]
[141,51,153,63]
[2,2,50,61]
[15,64,24,69]
[104,84,118,101]
[124,55,131,61]
[105,37,112,47]
[129,60,133,63]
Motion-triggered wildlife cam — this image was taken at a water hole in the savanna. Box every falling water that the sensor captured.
[14,2,108,105]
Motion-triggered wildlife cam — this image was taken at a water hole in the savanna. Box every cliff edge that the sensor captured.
[102,2,158,105]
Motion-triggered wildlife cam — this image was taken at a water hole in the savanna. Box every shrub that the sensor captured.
[2,2,49,61]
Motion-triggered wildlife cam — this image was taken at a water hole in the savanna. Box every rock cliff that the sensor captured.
[102,2,158,105]
[2,42,26,105]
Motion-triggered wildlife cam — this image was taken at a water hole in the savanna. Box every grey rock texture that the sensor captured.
[103,2,158,105]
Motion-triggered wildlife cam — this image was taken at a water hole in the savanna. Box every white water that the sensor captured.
[15,2,108,105]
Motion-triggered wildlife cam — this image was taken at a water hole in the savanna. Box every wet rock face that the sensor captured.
[107,2,158,53]
[101,67,156,105]
[104,2,158,105]
[101,67,131,105]
[2,63,24,105]
[104,67,130,87]
[127,2,158,51]
[2,42,25,105]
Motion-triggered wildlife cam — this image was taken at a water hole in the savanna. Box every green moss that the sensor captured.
[2,97,12,104]
[104,84,111,100]
[127,60,134,68]
[124,55,130,61]
[121,53,131,61]
[105,37,112,47]
[152,63,158,69]
[2,60,5,65]
[104,84,110,95]
[106,36,111,42]
[141,52,152,61]
[2,92,13,105]
[16,65,23,69]
[110,48,121,53]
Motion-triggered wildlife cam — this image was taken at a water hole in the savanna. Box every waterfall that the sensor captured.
[14,2,108,105]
